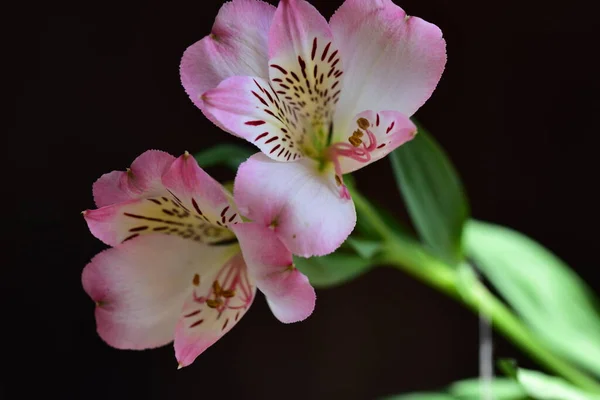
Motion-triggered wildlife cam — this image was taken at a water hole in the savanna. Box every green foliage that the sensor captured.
[194,143,255,171]
[389,123,469,266]
[465,220,600,376]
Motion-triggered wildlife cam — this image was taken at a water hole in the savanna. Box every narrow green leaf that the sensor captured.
[516,368,600,400]
[194,143,255,171]
[449,377,527,399]
[389,123,469,266]
[465,220,600,376]
[294,253,373,289]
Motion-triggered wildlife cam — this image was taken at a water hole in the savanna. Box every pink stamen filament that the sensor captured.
[191,256,253,314]
[327,127,379,199]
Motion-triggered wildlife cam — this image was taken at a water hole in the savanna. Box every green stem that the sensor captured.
[351,189,600,394]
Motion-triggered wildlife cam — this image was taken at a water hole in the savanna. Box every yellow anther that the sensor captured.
[357,118,370,130]
[352,129,364,138]
[192,274,200,286]
[335,175,342,186]
[206,298,223,308]
[221,290,236,298]
[212,280,222,295]
[349,136,362,147]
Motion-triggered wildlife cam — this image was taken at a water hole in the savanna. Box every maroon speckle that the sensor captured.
[321,42,331,61]
[245,120,265,126]
[270,144,281,154]
[220,206,230,217]
[251,91,268,106]
[377,143,386,149]
[222,318,230,331]
[331,58,340,68]
[311,37,317,60]
[122,233,139,243]
[270,64,288,74]
[129,226,149,232]
[376,114,380,126]
[190,319,204,328]
[265,136,278,144]
[255,132,269,141]
[328,50,338,63]
[148,198,161,205]
[290,71,300,82]
[191,198,203,215]
[386,121,395,133]
[184,310,202,318]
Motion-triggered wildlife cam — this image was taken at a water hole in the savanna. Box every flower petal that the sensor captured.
[175,252,256,367]
[337,110,417,174]
[82,235,239,351]
[268,0,343,149]
[180,0,275,113]
[202,76,306,161]
[84,154,238,246]
[330,0,446,135]
[231,222,315,323]
[234,153,356,257]
[92,150,175,208]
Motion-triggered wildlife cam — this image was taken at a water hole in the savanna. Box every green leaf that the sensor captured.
[516,368,600,400]
[194,143,255,171]
[382,377,528,400]
[382,394,455,400]
[465,220,600,376]
[449,377,527,399]
[389,123,469,266]
[294,253,373,289]
[345,237,382,259]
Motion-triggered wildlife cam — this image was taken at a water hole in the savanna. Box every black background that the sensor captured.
[7,0,600,398]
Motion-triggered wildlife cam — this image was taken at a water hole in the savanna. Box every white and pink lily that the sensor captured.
[181,0,446,257]
[82,150,315,367]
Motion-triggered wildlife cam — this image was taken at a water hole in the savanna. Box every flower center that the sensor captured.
[189,254,253,320]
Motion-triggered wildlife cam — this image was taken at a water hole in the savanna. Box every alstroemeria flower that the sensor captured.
[180,0,446,257]
[82,150,315,367]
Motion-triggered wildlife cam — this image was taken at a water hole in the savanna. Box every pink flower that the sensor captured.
[82,150,315,367]
[180,0,446,257]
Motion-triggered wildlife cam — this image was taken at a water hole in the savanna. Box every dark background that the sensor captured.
[7,0,600,398]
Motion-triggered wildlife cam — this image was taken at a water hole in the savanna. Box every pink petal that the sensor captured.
[268,0,342,149]
[330,0,446,135]
[175,252,256,367]
[234,153,356,257]
[92,150,175,208]
[161,154,241,226]
[180,0,275,123]
[336,110,417,174]
[231,222,315,323]
[82,235,239,351]
[84,154,239,247]
[202,76,305,161]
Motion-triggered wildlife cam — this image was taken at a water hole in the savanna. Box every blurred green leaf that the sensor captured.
[389,123,469,266]
[346,237,382,259]
[294,253,373,289]
[383,394,455,400]
[194,143,255,171]
[382,377,527,400]
[449,377,527,399]
[516,368,600,400]
[465,220,600,376]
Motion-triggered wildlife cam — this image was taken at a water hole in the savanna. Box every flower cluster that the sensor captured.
[82,0,445,367]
